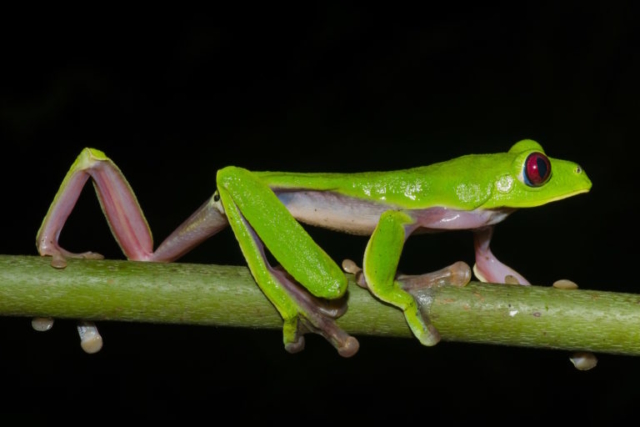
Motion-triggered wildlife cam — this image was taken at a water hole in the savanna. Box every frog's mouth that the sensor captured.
[534,187,591,206]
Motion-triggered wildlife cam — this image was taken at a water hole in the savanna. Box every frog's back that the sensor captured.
[257,170,406,192]
[256,168,431,207]
[255,157,490,210]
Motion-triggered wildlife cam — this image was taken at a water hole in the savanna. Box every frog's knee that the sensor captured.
[216,166,251,187]
[72,147,110,171]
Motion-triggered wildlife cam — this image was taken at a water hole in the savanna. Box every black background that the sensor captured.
[1,4,639,424]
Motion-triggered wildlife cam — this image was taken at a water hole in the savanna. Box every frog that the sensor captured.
[36,139,591,356]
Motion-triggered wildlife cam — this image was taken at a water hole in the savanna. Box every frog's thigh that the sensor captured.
[216,167,358,355]
[363,210,439,346]
[216,166,347,299]
[218,191,306,349]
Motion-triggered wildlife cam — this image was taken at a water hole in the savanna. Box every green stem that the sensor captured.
[1,255,639,355]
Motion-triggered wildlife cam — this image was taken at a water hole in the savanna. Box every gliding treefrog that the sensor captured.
[37,139,591,356]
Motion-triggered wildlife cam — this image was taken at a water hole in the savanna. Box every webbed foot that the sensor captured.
[275,267,359,357]
[342,259,471,292]
[343,258,471,347]
[41,247,104,269]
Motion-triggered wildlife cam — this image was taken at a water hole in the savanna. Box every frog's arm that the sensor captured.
[37,149,358,356]
[362,211,442,345]
[358,209,498,346]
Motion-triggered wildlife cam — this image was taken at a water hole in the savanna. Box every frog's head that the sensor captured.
[482,139,592,209]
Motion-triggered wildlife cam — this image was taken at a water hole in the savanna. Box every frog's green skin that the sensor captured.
[37,139,591,356]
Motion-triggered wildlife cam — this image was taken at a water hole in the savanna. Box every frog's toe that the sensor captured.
[341,259,368,289]
[284,336,305,354]
[504,275,520,285]
[284,325,358,357]
[421,324,441,347]
[472,263,488,283]
[403,304,441,347]
[77,321,103,354]
[44,247,105,269]
[63,249,105,262]
[285,309,359,358]
[32,317,54,331]
[276,268,359,357]
[570,351,597,370]
[338,336,360,358]
[553,279,579,290]
[309,318,359,357]
[50,252,68,269]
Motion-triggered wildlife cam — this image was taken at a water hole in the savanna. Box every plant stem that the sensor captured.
[1,255,639,355]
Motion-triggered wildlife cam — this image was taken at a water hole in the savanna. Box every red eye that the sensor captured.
[524,152,551,187]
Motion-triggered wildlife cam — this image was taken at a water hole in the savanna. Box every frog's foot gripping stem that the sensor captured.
[343,257,470,346]
[343,259,471,292]
[273,268,359,357]
[218,166,359,357]
[49,249,105,270]
[36,148,229,353]
[36,148,153,270]
[360,211,472,347]
[38,148,228,268]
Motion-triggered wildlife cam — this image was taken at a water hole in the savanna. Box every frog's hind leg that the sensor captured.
[38,148,229,268]
[37,148,230,352]
[217,166,358,357]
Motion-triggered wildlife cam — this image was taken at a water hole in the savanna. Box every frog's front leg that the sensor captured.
[473,226,530,285]
[363,211,445,346]
[217,167,359,357]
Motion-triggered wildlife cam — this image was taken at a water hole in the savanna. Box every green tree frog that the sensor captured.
[36,139,591,357]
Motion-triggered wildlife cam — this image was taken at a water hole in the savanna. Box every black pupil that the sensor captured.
[536,157,548,178]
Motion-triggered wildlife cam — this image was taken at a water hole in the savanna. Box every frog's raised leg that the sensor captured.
[37,148,229,352]
[37,148,229,269]
[473,226,530,285]
[217,167,359,357]
[363,211,445,346]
